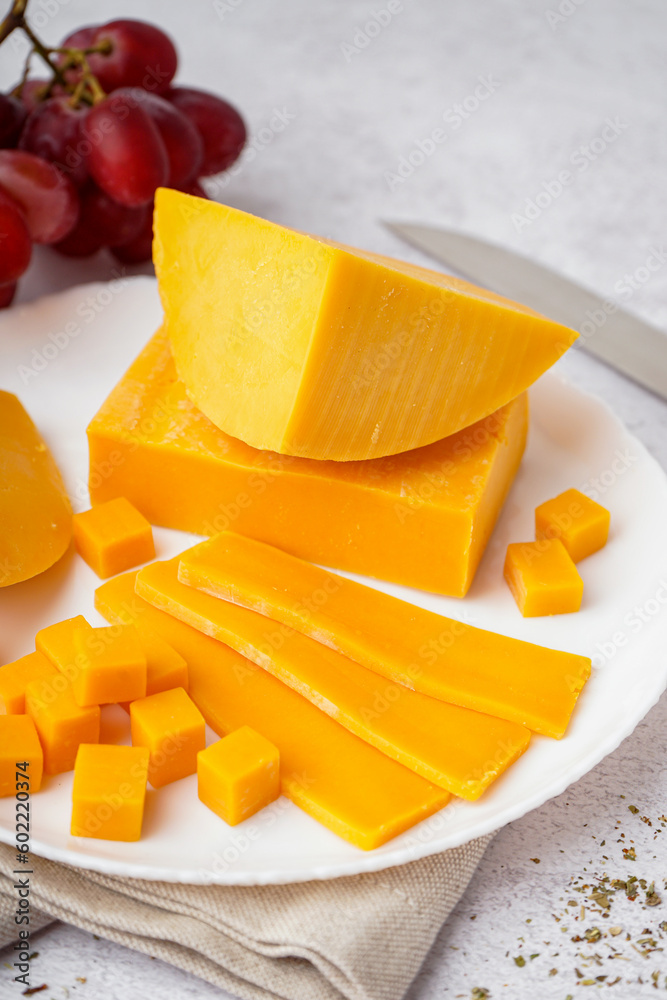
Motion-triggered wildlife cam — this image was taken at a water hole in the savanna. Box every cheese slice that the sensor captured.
[87,330,528,597]
[0,391,72,587]
[179,533,592,739]
[94,570,449,850]
[136,558,530,799]
[153,188,576,461]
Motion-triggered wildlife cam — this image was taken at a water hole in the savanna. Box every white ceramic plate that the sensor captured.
[1,277,667,885]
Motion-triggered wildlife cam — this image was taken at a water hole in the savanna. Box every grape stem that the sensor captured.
[0,0,109,104]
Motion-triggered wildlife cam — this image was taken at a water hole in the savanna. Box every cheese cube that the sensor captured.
[25,676,100,774]
[72,625,147,707]
[130,687,205,787]
[71,744,149,841]
[504,539,584,617]
[197,726,280,826]
[36,615,93,681]
[535,488,610,562]
[72,496,155,578]
[119,627,188,712]
[0,715,43,795]
[0,651,58,715]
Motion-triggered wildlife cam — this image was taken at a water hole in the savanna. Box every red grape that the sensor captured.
[16,79,67,113]
[0,281,17,308]
[0,187,32,282]
[110,201,153,264]
[86,91,168,207]
[52,196,104,257]
[131,90,203,186]
[74,20,177,95]
[166,87,246,175]
[58,25,98,54]
[19,97,89,186]
[82,183,150,246]
[16,79,52,113]
[0,94,27,148]
[0,150,78,244]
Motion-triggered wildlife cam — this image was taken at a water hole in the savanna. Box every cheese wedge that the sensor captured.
[94,571,449,850]
[0,391,72,587]
[87,330,528,596]
[153,188,576,461]
[179,533,592,739]
[136,558,530,799]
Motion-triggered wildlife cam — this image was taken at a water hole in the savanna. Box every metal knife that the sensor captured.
[383,221,667,402]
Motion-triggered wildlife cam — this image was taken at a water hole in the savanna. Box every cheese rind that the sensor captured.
[0,391,72,587]
[153,188,576,461]
[178,533,591,739]
[87,330,528,597]
[94,571,450,850]
[137,558,530,799]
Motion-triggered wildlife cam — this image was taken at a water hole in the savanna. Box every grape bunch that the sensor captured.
[0,6,247,306]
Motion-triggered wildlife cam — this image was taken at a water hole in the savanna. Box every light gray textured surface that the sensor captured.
[1,0,667,997]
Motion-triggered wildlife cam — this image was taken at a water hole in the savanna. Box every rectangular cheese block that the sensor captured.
[136,558,530,800]
[154,188,576,461]
[94,571,449,850]
[179,533,592,739]
[87,330,528,597]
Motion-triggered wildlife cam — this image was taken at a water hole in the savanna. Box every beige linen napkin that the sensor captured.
[0,836,490,1000]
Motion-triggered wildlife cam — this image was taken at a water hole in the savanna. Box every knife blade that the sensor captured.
[383,221,667,402]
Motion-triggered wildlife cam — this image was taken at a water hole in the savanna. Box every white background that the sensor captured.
[1,0,667,997]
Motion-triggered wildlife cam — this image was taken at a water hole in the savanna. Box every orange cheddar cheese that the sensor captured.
[130,687,204,788]
[72,496,155,578]
[0,651,58,715]
[504,539,584,617]
[153,188,576,461]
[36,614,92,681]
[198,727,280,826]
[118,627,188,712]
[535,488,610,562]
[138,628,188,694]
[0,390,72,587]
[73,625,147,707]
[137,558,530,799]
[71,744,149,841]
[179,533,591,739]
[25,675,100,774]
[0,715,43,795]
[95,571,450,850]
[87,330,528,597]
